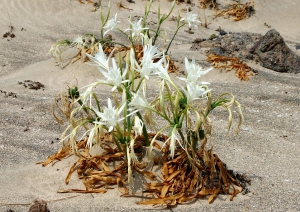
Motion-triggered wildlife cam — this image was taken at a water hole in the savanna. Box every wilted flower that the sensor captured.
[73,36,83,46]
[132,116,143,137]
[129,138,138,162]
[180,9,201,29]
[93,98,126,132]
[86,124,103,149]
[162,125,182,159]
[103,14,120,35]
[80,82,99,108]
[126,143,133,185]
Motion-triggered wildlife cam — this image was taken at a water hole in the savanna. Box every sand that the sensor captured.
[0,0,300,211]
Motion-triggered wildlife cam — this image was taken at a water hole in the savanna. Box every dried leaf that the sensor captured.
[65,161,79,184]
[137,193,184,205]
[215,2,255,21]
[160,184,170,198]
[57,189,106,194]
[40,142,72,166]
[207,53,256,81]
[134,166,156,180]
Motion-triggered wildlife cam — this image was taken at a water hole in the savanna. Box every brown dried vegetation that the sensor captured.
[207,54,257,81]
[199,0,217,9]
[78,0,100,12]
[116,2,132,11]
[215,2,255,21]
[41,132,250,206]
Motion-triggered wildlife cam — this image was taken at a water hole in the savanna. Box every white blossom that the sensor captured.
[87,43,110,72]
[103,14,120,35]
[132,39,163,80]
[178,57,212,84]
[125,18,148,40]
[98,58,129,91]
[129,87,152,112]
[93,98,125,132]
[183,82,210,104]
[180,9,201,29]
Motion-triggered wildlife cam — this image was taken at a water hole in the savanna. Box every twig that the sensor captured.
[0,195,80,206]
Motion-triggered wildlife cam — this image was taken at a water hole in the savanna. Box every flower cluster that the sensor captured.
[57,0,243,188]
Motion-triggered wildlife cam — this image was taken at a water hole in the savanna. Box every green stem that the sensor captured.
[177,128,185,145]
[112,135,122,152]
[165,23,185,55]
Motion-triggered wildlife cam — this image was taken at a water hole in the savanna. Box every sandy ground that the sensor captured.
[0,0,300,211]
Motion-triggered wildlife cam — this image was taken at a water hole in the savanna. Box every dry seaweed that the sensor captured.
[41,133,250,206]
[207,53,257,81]
[77,0,101,12]
[117,2,132,11]
[215,2,255,21]
[199,0,217,9]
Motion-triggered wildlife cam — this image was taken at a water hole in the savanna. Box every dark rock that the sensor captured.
[296,44,300,50]
[216,26,228,36]
[28,199,50,212]
[210,47,226,56]
[250,29,300,73]
[190,31,262,62]
[219,30,228,36]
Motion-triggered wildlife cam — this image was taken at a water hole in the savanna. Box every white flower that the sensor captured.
[142,38,163,63]
[103,14,120,35]
[87,43,128,91]
[180,9,201,29]
[129,87,153,112]
[132,39,163,80]
[98,58,129,91]
[125,18,148,40]
[183,82,210,104]
[87,43,110,72]
[154,57,172,82]
[178,57,212,84]
[93,98,125,132]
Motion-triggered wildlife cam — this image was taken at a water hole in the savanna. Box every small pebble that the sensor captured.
[220,30,228,36]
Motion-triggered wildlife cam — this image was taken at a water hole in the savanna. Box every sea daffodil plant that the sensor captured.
[47,0,247,206]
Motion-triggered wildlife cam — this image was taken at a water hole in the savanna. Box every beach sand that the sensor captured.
[0,0,300,211]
